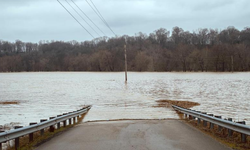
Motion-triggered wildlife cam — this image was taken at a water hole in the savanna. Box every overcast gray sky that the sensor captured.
[1,0,250,43]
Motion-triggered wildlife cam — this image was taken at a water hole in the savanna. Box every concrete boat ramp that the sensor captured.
[35,120,230,150]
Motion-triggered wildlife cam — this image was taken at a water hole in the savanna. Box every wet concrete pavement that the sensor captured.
[35,120,231,150]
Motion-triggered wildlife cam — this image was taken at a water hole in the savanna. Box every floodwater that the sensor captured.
[0,72,250,126]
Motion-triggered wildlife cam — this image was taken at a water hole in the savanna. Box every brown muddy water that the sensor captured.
[0,72,249,126]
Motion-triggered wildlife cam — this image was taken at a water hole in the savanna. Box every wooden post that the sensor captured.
[237,121,247,142]
[69,118,72,125]
[14,126,23,150]
[215,116,222,131]
[208,114,214,129]
[77,115,80,122]
[124,44,127,82]
[57,115,62,129]
[198,118,201,125]
[0,130,4,150]
[73,117,76,124]
[62,113,67,127]
[201,112,207,127]
[63,120,67,127]
[40,119,47,135]
[210,122,214,129]
[49,117,55,132]
[227,118,233,137]
[203,120,207,127]
[29,122,37,142]
[15,137,20,150]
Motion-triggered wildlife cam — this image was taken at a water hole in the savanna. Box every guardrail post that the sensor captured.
[197,118,201,125]
[40,119,47,135]
[227,118,233,137]
[215,116,222,131]
[63,113,67,127]
[0,130,4,150]
[57,115,62,129]
[208,114,214,129]
[237,121,247,142]
[184,114,187,119]
[188,115,192,120]
[203,120,207,127]
[49,117,55,132]
[29,122,37,142]
[196,111,201,125]
[77,115,80,122]
[14,126,23,150]
[73,117,76,124]
[201,112,207,127]
[63,120,67,127]
[69,118,72,125]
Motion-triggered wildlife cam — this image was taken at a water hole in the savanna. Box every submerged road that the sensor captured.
[35,120,230,150]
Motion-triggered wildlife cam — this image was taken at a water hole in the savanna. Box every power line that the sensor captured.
[65,0,101,37]
[57,0,95,39]
[85,0,116,36]
[85,0,103,24]
[71,0,106,36]
[89,0,116,36]
[89,0,108,26]
[87,0,105,26]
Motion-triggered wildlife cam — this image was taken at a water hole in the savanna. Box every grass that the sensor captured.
[5,112,88,150]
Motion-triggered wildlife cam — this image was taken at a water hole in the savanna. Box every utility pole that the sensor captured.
[231,55,234,73]
[124,40,128,82]
[205,48,208,72]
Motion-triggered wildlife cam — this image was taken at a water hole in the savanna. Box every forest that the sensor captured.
[0,26,250,72]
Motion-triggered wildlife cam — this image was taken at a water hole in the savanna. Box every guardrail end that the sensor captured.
[14,126,23,129]
[40,119,47,122]
[208,114,214,117]
[236,121,246,125]
[29,122,37,126]
[50,117,55,119]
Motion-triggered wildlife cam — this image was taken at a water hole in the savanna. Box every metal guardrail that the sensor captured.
[172,105,250,142]
[0,105,91,149]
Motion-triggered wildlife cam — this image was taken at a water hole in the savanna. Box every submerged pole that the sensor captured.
[231,55,234,73]
[124,42,128,82]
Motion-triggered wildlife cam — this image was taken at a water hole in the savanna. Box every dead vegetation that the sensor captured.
[0,101,20,105]
[154,100,200,109]
[0,122,20,130]
[178,112,250,150]
[170,101,250,149]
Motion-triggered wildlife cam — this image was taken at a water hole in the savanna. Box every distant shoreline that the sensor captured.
[0,71,250,73]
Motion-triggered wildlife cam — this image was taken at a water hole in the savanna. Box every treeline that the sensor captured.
[0,26,250,72]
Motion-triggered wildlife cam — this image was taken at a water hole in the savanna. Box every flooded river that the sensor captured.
[0,72,249,126]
